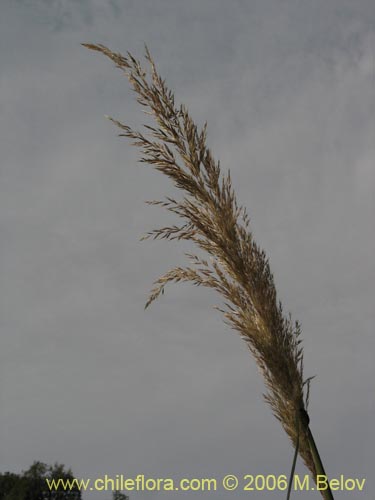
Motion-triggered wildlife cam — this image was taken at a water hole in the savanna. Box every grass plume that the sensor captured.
[83,43,334,499]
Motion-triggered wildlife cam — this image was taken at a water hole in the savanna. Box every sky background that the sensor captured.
[0,1,374,499]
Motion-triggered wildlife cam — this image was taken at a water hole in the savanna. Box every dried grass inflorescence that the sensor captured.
[83,43,317,477]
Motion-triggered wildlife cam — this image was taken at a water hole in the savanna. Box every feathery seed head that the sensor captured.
[83,42,316,476]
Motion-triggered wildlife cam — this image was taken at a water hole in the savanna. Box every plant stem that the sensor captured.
[306,426,334,500]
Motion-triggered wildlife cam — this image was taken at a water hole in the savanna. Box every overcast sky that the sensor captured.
[0,1,374,499]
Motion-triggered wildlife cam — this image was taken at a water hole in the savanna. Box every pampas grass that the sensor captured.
[83,43,334,499]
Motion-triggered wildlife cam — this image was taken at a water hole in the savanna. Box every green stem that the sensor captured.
[306,426,334,500]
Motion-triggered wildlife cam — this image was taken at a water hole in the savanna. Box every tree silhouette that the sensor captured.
[0,461,81,500]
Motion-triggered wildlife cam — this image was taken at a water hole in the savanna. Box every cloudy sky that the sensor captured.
[1,1,374,499]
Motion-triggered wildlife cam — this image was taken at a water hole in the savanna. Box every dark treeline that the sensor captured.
[0,461,128,500]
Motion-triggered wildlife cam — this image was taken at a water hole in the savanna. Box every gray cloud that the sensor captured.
[1,1,374,499]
